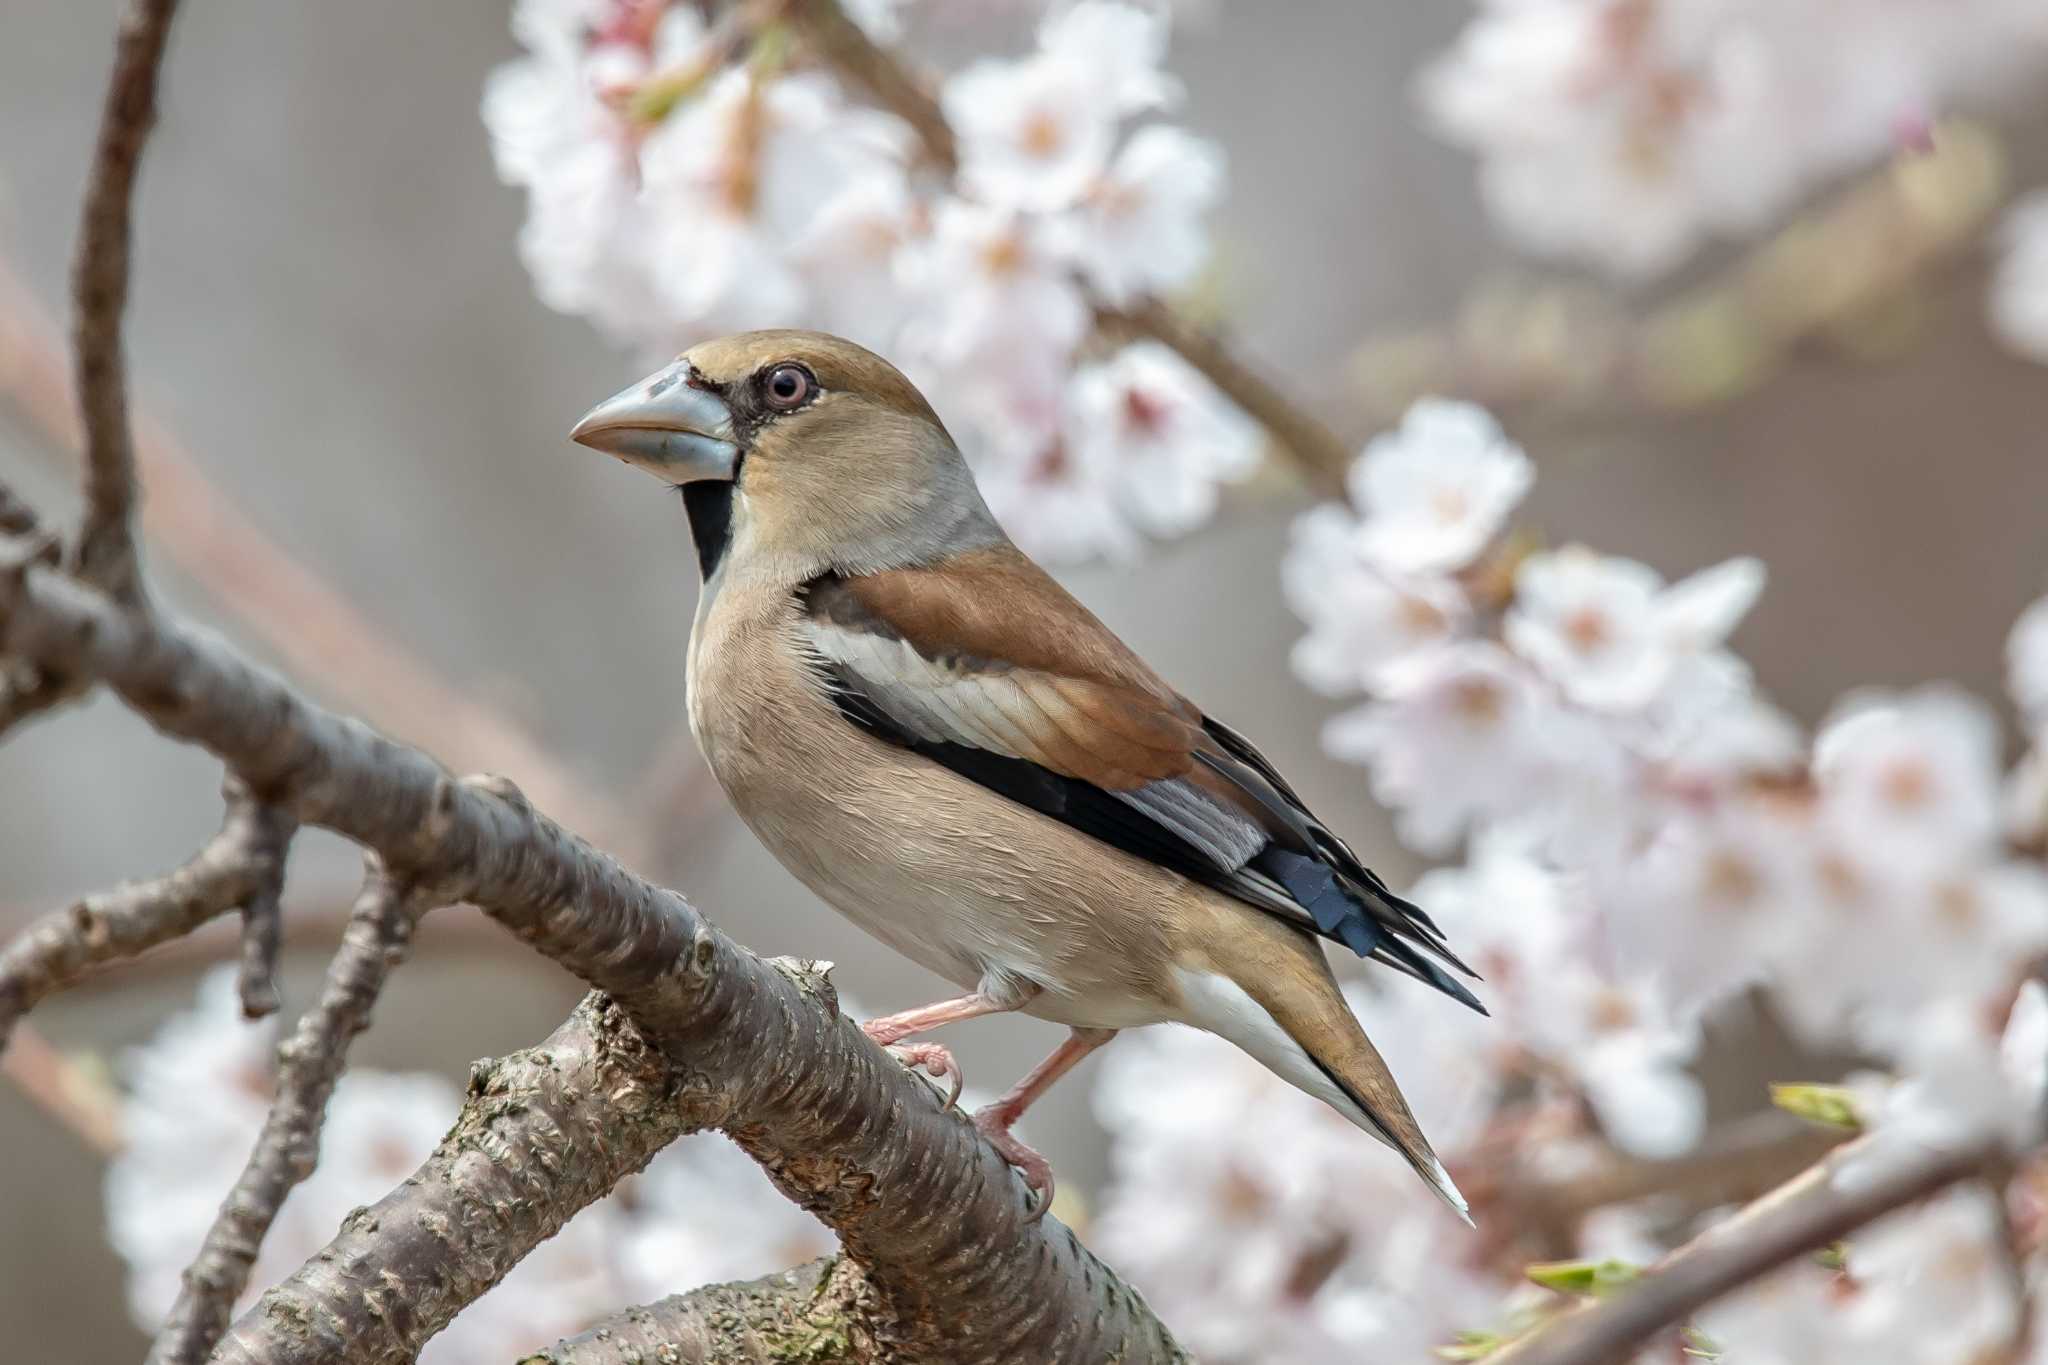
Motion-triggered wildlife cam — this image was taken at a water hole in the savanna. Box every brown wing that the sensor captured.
[797,546,1481,1009]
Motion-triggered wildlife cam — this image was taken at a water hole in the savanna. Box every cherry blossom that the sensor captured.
[1813,686,2004,886]
[1324,642,1564,853]
[1067,125,1224,305]
[1063,342,1262,537]
[1506,547,1763,712]
[2007,590,2048,731]
[1423,0,2048,279]
[1991,191,2048,365]
[1347,399,1534,575]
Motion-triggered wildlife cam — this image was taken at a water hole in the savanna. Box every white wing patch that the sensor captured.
[806,616,1269,872]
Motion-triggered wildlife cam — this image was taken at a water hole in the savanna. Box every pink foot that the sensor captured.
[973,1104,1054,1222]
[887,1041,963,1109]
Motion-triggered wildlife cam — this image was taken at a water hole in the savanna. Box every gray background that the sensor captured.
[3,2,2045,1359]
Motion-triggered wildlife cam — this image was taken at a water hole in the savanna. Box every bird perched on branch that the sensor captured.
[570,331,1484,1221]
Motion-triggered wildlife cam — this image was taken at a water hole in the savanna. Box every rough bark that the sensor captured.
[533,1259,879,1364]
[210,994,709,1365]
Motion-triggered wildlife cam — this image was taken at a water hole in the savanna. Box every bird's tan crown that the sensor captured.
[682,330,943,429]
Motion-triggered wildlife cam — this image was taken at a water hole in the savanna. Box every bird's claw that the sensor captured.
[886,1042,964,1110]
[973,1105,1054,1222]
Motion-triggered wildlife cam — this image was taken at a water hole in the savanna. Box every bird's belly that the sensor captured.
[692,627,1183,1029]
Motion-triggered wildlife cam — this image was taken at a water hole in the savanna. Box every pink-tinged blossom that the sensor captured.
[2005,591,2048,731]
[1064,342,1262,538]
[1505,547,1763,712]
[1813,686,2004,887]
[1068,125,1224,304]
[1324,642,1560,853]
[1347,399,1534,576]
[1422,0,2048,280]
[1990,192,2048,366]
[897,198,1089,369]
[1691,1259,1852,1365]
[1284,505,1469,697]
[1841,1187,2018,1361]
[639,70,911,338]
[944,3,1178,212]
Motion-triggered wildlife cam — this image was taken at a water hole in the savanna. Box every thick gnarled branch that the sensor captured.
[536,1259,876,1364]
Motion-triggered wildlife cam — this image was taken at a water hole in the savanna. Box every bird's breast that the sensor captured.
[683,578,1187,1027]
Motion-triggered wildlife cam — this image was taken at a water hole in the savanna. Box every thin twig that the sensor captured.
[232,794,296,1020]
[1,1020,123,1157]
[1489,1133,2003,1365]
[790,0,1354,492]
[146,867,422,1365]
[0,778,295,1049]
[70,0,181,602]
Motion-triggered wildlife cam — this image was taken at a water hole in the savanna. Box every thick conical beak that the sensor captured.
[569,361,739,484]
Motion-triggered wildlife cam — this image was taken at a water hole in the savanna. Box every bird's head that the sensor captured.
[570,329,1002,579]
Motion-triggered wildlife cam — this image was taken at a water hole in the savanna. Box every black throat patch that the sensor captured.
[681,480,736,579]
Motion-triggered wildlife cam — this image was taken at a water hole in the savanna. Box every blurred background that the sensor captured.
[3,1,2046,1360]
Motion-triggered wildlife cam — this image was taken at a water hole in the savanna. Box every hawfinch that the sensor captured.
[571,331,1483,1221]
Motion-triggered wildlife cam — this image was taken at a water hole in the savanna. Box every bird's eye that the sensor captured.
[762,364,813,411]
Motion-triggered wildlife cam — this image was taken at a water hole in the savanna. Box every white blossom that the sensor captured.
[1990,191,2048,365]
[1423,0,2048,279]
[1063,342,1262,538]
[1068,125,1224,305]
[1324,642,1561,853]
[1285,504,1469,697]
[897,198,1089,371]
[1348,399,1533,576]
[944,2,1178,212]
[1506,548,1762,712]
[1813,686,2004,887]
[640,70,911,338]
[2005,590,2048,731]
[1841,1186,2017,1362]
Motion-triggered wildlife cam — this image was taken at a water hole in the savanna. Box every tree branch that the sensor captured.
[789,0,1353,492]
[0,550,1182,1363]
[149,867,422,1365]
[0,776,293,1048]
[535,1258,875,1364]
[1488,1133,2003,1365]
[210,993,716,1364]
[71,0,180,601]
[0,1019,123,1156]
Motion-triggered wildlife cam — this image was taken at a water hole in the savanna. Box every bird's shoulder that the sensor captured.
[796,546,1206,790]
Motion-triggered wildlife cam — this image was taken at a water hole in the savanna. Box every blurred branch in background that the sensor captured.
[0,255,716,871]
[1,1020,121,1157]
[1352,122,2007,427]
[1493,1132,2012,1365]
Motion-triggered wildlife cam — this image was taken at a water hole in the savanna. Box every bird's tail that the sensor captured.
[1177,941,1472,1224]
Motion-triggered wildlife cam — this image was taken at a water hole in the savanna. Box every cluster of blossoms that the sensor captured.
[106,968,837,1358]
[1091,396,2048,1360]
[484,0,1258,560]
[1420,0,2048,280]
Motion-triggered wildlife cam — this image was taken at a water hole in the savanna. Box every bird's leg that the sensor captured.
[973,1026,1116,1222]
[862,985,1035,1110]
